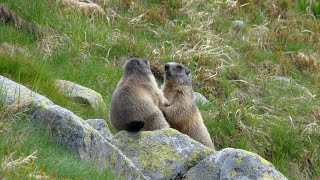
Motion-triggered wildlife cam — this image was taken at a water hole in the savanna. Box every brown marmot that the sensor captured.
[109,58,170,132]
[161,62,215,149]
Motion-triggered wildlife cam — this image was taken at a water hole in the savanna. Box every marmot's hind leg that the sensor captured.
[142,111,170,131]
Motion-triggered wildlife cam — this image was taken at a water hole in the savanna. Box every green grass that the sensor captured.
[1,0,320,179]
[0,23,36,45]
[0,115,116,179]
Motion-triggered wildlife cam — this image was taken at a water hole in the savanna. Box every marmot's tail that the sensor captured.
[127,121,145,132]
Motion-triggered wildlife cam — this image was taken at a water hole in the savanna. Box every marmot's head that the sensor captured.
[164,62,192,86]
[124,58,152,77]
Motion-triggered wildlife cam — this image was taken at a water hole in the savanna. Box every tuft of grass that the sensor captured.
[0,53,118,120]
[297,0,320,17]
[0,23,36,45]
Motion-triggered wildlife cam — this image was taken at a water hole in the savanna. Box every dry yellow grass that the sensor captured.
[1,151,38,173]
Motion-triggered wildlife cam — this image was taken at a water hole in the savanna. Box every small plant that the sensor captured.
[297,0,320,17]
[311,0,320,16]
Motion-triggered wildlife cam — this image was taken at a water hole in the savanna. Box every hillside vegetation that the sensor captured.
[0,0,319,179]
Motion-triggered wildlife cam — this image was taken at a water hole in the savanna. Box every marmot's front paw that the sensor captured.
[160,97,170,107]
[159,104,168,112]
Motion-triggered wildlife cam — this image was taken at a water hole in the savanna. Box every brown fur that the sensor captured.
[109,58,169,132]
[161,62,214,149]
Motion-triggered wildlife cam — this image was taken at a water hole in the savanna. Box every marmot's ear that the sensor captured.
[137,59,144,67]
[143,59,148,65]
[186,69,190,75]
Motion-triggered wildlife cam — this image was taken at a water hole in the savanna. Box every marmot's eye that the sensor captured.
[165,64,169,70]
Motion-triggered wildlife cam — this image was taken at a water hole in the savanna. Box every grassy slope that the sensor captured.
[0,0,319,179]
[0,115,116,179]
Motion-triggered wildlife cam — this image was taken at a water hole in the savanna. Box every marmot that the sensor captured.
[161,62,214,149]
[109,58,170,132]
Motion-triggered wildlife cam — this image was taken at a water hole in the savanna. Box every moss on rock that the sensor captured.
[112,128,214,179]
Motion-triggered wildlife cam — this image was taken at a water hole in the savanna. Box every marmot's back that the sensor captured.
[109,58,169,132]
[110,86,155,130]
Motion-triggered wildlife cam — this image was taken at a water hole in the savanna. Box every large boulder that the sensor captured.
[184,148,288,180]
[112,129,215,179]
[0,76,145,179]
[55,79,106,110]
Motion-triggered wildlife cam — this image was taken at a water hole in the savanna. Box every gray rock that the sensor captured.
[112,129,215,179]
[232,20,244,33]
[184,148,288,180]
[232,20,244,28]
[86,119,113,141]
[194,92,211,105]
[55,79,106,110]
[273,76,291,86]
[61,0,105,17]
[0,76,53,106]
[0,76,146,179]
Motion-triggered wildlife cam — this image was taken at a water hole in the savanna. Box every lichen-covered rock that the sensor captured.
[184,148,288,180]
[0,76,146,179]
[86,119,113,141]
[194,92,210,105]
[55,79,106,110]
[112,129,215,179]
[31,102,145,179]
